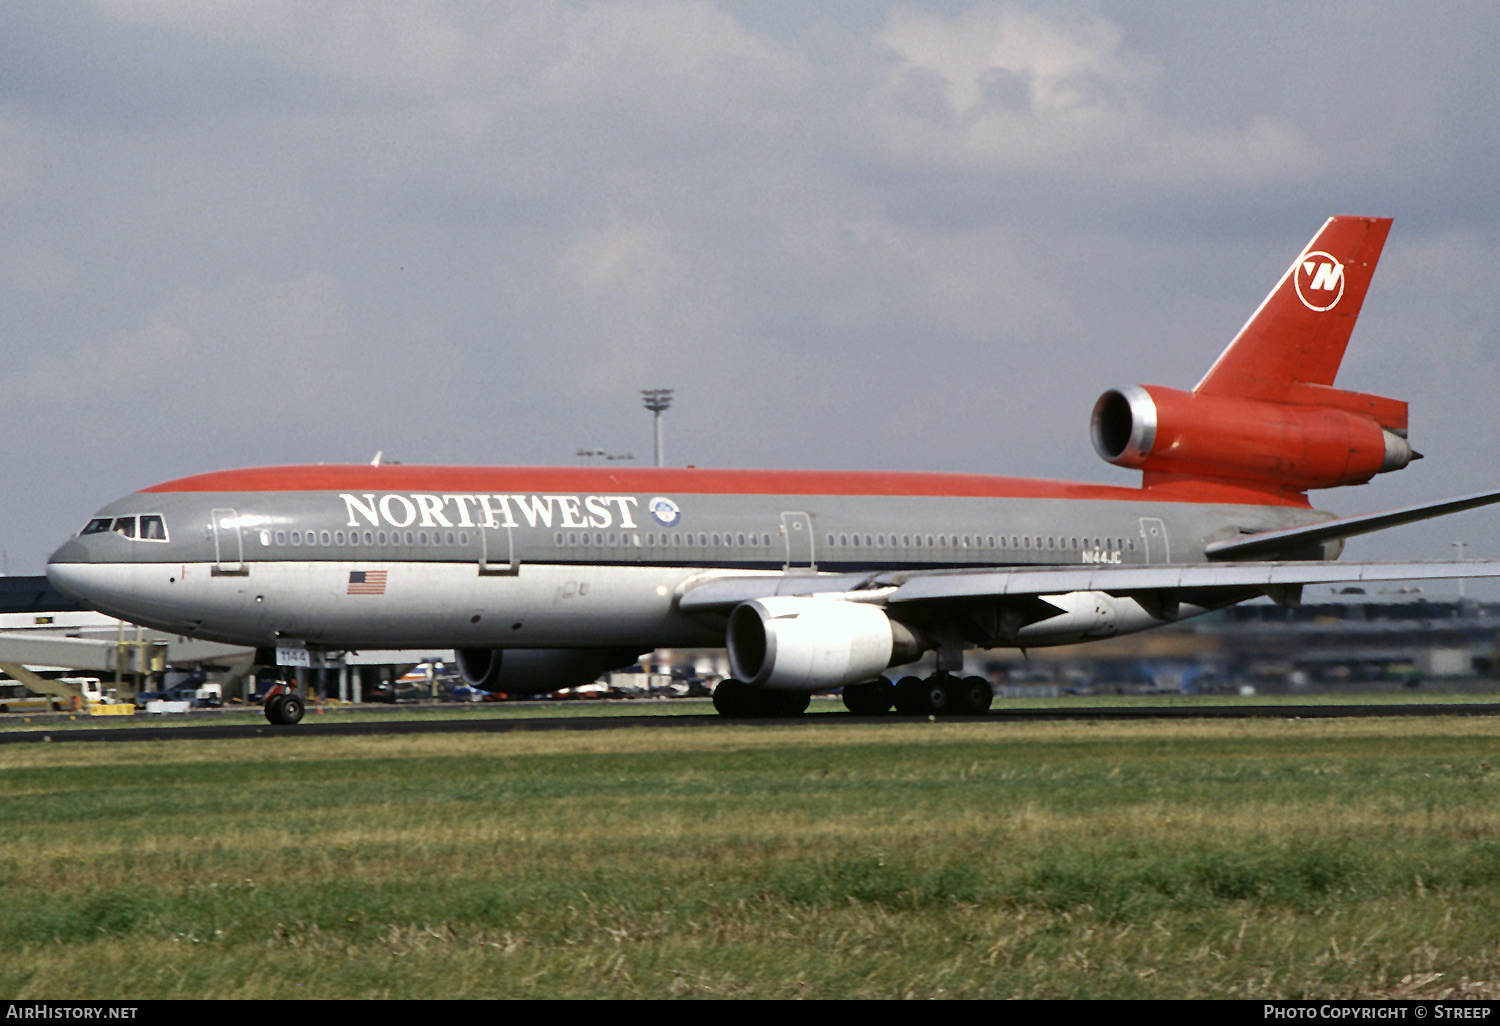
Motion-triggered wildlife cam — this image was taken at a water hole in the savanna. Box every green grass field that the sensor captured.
[3,712,1500,998]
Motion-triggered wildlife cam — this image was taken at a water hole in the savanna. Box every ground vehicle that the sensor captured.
[0,676,117,713]
[0,682,63,713]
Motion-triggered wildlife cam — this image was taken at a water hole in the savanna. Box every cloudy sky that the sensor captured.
[3,0,1499,584]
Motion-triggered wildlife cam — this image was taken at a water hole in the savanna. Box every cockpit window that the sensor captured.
[83,515,169,542]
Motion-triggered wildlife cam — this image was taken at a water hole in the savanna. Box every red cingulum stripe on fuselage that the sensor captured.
[140,465,1312,507]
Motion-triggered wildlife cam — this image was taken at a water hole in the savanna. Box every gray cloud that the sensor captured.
[2,0,1498,582]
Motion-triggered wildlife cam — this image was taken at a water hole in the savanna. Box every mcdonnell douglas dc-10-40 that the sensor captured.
[45,217,1500,723]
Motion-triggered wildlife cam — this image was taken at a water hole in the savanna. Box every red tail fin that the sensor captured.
[1194,216,1396,422]
[1092,217,1415,501]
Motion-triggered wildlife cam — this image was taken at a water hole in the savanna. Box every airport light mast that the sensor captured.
[640,389,673,468]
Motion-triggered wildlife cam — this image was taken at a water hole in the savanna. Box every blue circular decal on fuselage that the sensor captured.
[648,497,680,526]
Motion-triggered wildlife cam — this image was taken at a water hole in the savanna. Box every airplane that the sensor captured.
[43,216,1500,725]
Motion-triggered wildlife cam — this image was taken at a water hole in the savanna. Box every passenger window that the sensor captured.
[112,517,137,539]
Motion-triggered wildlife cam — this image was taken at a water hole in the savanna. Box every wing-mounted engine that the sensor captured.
[1091,384,1414,492]
[456,647,643,694]
[726,597,923,692]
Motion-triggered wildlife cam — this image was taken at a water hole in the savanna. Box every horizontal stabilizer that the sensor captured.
[1204,487,1500,560]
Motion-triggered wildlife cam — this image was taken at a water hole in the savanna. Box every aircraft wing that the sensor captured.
[878,559,1500,604]
[678,560,1500,614]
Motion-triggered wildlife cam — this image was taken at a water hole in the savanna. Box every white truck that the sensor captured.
[0,675,118,713]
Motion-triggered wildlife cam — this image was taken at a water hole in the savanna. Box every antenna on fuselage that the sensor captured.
[371,451,383,467]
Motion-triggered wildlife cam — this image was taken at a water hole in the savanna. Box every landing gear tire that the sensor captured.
[893,675,927,715]
[842,677,895,715]
[764,691,810,718]
[713,680,809,718]
[919,674,956,715]
[713,678,754,717]
[956,676,994,715]
[265,694,305,725]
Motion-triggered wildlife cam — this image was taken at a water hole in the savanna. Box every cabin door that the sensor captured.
[781,512,816,573]
[1138,517,1170,564]
[211,508,249,576]
[479,523,519,576]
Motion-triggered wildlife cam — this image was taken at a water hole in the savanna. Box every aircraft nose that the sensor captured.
[46,541,94,602]
[48,539,88,565]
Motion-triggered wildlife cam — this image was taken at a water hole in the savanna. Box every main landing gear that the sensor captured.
[262,681,306,725]
[846,674,993,716]
[710,675,994,719]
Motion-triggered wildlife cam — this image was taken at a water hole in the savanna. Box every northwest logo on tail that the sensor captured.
[1294,251,1344,311]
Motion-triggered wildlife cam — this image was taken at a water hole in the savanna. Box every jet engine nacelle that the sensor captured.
[726,597,923,692]
[1091,384,1413,491]
[455,647,640,694]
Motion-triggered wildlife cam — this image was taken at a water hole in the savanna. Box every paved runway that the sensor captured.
[3,701,1499,744]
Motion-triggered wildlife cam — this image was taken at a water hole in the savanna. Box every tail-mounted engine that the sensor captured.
[1090,384,1415,492]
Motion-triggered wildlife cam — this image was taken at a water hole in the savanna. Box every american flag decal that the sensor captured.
[347,570,388,595]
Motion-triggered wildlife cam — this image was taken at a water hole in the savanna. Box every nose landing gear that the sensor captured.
[262,681,306,725]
